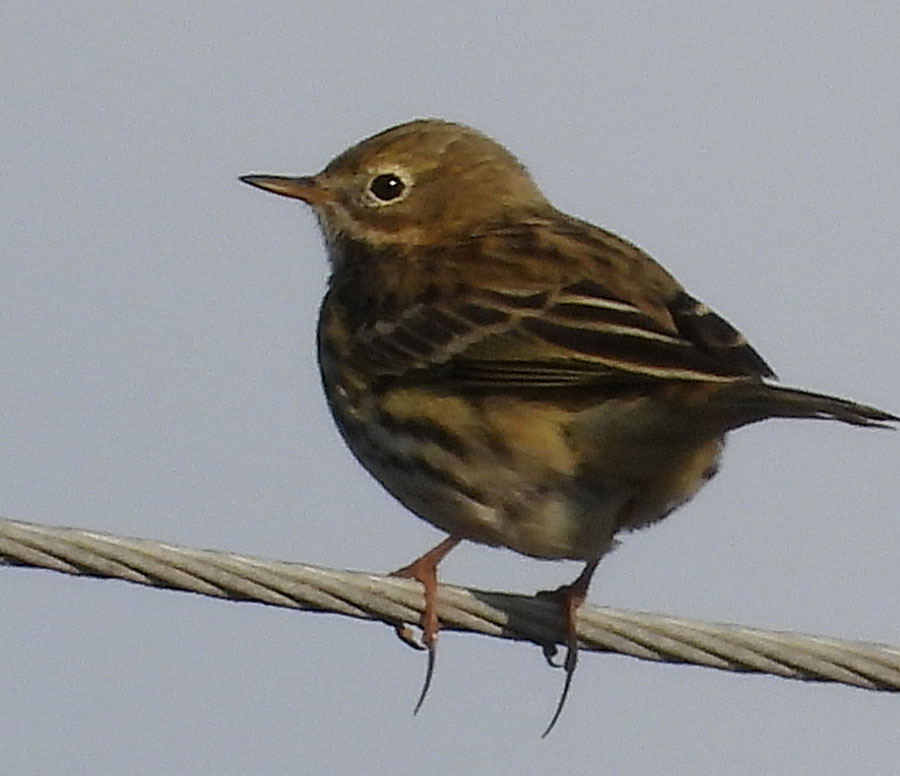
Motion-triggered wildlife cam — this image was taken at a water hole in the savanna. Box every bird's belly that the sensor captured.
[326,382,722,562]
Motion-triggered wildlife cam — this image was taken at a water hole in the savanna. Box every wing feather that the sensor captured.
[338,221,774,386]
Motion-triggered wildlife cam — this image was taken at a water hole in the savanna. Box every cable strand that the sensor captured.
[2,516,899,691]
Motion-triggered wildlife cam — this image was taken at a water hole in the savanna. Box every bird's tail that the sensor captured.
[714,382,898,429]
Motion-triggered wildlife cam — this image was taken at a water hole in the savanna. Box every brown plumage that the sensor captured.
[241,118,896,734]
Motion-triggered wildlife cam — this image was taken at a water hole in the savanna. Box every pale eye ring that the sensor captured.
[367,172,409,204]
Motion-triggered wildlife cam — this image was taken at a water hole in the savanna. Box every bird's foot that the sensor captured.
[390,535,461,713]
[536,559,599,737]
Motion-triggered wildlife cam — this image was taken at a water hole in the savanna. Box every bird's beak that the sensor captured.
[239,174,333,204]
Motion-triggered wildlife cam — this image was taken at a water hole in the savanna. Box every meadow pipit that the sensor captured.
[241,119,896,734]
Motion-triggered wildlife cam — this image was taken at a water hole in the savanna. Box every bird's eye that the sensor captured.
[368,173,407,203]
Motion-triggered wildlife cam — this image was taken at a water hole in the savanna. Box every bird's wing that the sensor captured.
[345,220,775,386]
[352,277,773,387]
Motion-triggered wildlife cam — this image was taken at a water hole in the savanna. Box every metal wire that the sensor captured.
[2,516,899,691]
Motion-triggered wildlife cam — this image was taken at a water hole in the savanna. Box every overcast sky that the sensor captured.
[2,3,899,774]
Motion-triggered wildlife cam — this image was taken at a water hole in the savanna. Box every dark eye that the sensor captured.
[368,173,406,202]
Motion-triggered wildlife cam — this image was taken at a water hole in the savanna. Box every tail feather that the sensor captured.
[718,382,898,429]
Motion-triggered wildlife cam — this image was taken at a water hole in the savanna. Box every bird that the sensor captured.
[240,118,896,734]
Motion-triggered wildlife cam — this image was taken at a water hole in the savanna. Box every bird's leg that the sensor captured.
[390,535,462,712]
[538,558,600,737]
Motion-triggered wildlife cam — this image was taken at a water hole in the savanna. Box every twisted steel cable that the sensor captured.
[2,516,899,691]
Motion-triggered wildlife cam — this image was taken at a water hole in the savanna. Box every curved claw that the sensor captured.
[413,644,437,715]
[541,631,579,737]
[538,558,599,737]
[394,623,427,651]
[541,641,562,668]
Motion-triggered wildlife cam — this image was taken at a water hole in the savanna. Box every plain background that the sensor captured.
[2,3,899,774]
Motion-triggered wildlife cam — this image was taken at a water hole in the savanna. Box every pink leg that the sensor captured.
[391,535,462,712]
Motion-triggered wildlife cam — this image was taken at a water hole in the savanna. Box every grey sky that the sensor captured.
[2,3,899,774]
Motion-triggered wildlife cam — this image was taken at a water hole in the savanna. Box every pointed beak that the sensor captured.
[239,174,333,204]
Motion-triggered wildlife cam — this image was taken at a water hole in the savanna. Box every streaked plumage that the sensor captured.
[241,118,896,732]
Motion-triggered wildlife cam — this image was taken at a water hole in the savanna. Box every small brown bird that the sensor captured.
[241,119,896,733]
